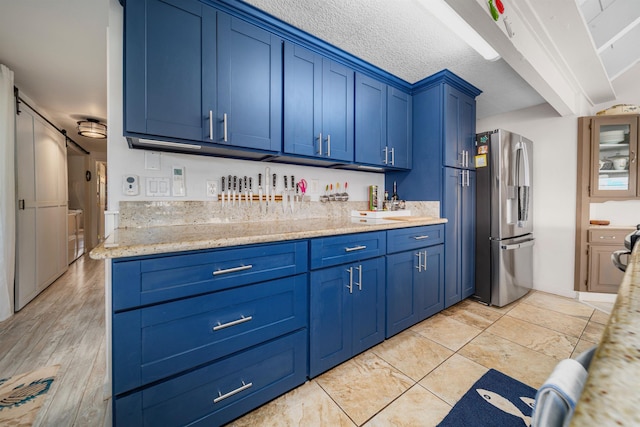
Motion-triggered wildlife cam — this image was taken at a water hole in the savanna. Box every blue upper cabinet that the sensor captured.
[387,87,412,169]
[284,43,354,162]
[125,0,281,152]
[443,85,476,170]
[355,74,411,169]
[216,14,282,151]
[125,0,215,141]
[355,74,386,166]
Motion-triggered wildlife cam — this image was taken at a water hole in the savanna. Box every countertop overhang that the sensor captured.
[571,243,640,425]
[90,216,447,260]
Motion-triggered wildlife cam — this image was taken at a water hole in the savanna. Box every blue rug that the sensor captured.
[438,369,537,427]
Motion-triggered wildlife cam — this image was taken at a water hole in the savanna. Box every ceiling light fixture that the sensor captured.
[423,0,501,61]
[77,118,107,139]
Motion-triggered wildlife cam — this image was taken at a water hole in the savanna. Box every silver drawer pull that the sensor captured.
[213,315,253,331]
[213,381,253,404]
[413,235,430,240]
[599,236,616,239]
[345,245,367,252]
[213,264,253,276]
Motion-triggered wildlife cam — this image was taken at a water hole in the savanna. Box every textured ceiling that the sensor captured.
[243,0,546,119]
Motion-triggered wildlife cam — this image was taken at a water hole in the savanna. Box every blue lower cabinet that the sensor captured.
[309,257,385,377]
[112,275,307,395]
[114,329,307,427]
[417,245,445,319]
[386,244,444,337]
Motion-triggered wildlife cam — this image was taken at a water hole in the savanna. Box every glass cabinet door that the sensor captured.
[591,116,638,198]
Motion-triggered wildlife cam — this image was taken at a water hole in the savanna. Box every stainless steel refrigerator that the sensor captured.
[474,129,534,307]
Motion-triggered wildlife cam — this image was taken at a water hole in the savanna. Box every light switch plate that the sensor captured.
[146,177,170,197]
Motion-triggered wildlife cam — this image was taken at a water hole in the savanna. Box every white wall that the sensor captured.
[477,103,581,298]
[106,1,384,214]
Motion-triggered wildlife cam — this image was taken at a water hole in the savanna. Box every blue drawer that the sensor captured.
[112,241,308,311]
[386,225,444,254]
[114,329,307,427]
[113,274,307,395]
[310,231,386,269]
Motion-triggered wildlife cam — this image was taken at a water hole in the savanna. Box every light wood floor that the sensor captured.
[0,254,109,426]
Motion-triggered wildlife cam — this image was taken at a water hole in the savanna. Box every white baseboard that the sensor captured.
[577,292,617,303]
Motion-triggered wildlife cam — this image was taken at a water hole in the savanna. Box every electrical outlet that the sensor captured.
[206,180,218,198]
[310,179,319,194]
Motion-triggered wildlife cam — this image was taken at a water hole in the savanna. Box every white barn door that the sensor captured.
[15,103,68,311]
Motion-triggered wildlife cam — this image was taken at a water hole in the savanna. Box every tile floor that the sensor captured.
[227,291,611,427]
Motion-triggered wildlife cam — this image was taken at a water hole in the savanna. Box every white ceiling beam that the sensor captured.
[445,0,615,115]
[587,0,640,51]
[600,23,640,79]
[526,0,615,105]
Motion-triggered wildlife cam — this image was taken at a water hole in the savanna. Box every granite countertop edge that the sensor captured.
[570,243,640,426]
[90,217,448,260]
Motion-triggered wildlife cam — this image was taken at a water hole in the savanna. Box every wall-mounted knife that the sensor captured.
[249,177,253,205]
[221,176,226,207]
[290,175,295,213]
[227,175,232,205]
[265,167,270,213]
[232,176,237,206]
[272,173,277,206]
[283,175,288,213]
[243,176,248,205]
[258,173,263,212]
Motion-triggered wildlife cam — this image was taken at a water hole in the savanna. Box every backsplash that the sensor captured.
[117,200,440,228]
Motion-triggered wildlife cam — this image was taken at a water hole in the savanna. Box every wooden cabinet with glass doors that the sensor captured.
[574,114,639,293]
[590,115,638,198]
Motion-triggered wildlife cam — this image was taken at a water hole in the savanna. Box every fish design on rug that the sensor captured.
[476,388,532,426]
[0,377,55,410]
[520,396,535,410]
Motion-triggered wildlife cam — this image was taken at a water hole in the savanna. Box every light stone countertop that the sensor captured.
[90,216,447,259]
[570,243,640,426]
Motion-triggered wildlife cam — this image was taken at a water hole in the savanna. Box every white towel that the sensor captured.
[532,359,588,427]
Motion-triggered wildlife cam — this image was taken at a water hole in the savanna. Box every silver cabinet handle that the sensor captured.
[383,146,388,165]
[213,315,253,331]
[355,265,362,291]
[460,151,465,167]
[460,171,465,187]
[213,264,253,276]
[317,133,323,156]
[413,235,430,240]
[415,252,422,272]
[327,134,331,157]
[390,147,395,165]
[213,381,252,404]
[209,110,213,140]
[223,113,228,142]
[422,250,427,271]
[599,235,617,240]
[466,169,470,187]
[345,245,367,252]
[346,267,353,294]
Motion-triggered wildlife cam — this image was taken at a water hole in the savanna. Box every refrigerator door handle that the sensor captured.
[500,239,535,250]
